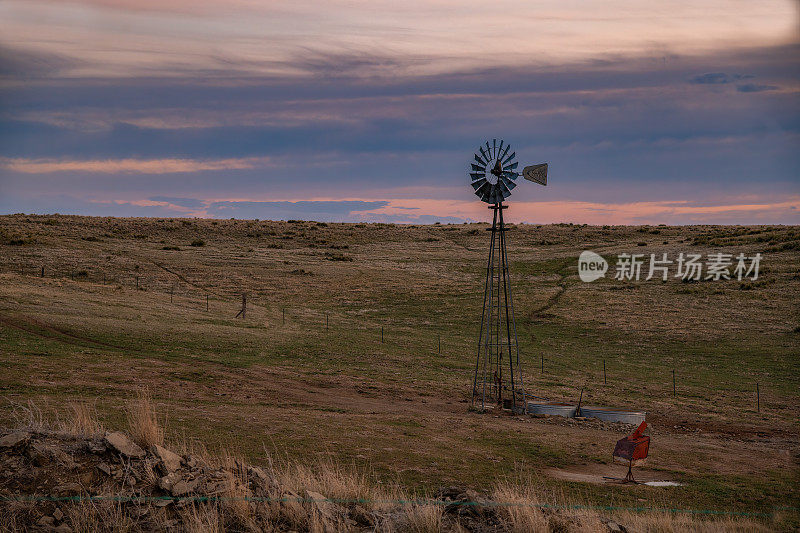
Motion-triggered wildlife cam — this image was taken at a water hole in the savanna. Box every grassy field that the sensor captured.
[0,214,798,525]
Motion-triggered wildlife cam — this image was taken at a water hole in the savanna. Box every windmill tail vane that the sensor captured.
[469,139,547,413]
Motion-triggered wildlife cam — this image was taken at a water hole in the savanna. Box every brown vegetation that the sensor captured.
[0,398,781,532]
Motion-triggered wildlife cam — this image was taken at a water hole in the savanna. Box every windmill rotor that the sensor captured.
[469,138,521,204]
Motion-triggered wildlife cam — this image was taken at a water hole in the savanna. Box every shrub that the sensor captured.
[162,246,181,251]
[191,239,206,247]
[325,252,353,262]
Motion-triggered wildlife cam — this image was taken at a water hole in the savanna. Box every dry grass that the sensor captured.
[219,453,254,528]
[178,503,225,533]
[610,511,773,533]
[60,402,104,436]
[64,499,136,533]
[125,389,164,449]
[400,502,445,533]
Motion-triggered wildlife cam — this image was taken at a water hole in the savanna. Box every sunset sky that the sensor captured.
[1,0,798,224]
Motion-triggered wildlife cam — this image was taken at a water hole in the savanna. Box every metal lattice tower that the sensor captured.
[468,139,548,413]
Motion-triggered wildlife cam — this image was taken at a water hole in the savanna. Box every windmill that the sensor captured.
[469,139,547,413]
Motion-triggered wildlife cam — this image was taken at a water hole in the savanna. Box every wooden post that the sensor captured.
[242,294,246,318]
[603,360,607,385]
[438,334,441,354]
[170,284,174,303]
[381,326,384,344]
[757,382,760,413]
[541,354,544,374]
[672,369,676,397]
[136,276,139,290]
[206,294,209,312]
[103,272,106,285]
[326,313,328,330]
[282,308,285,324]
[41,266,45,278]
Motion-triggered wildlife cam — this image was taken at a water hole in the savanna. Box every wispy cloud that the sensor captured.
[0,157,268,174]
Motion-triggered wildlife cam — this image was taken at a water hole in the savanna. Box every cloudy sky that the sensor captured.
[1,0,798,224]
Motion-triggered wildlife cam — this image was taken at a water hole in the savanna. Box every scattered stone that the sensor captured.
[152,444,183,474]
[159,472,181,492]
[96,462,111,476]
[52,507,64,521]
[87,440,107,454]
[27,442,53,466]
[306,490,339,529]
[600,517,628,532]
[154,498,173,508]
[171,478,199,497]
[37,516,55,527]
[53,482,82,496]
[104,432,145,459]
[0,431,30,449]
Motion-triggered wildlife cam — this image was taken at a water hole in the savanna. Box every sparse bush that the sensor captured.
[60,402,103,436]
[82,236,100,242]
[125,390,164,449]
[266,243,283,249]
[325,252,353,262]
[75,270,89,278]
[162,245,181,250]
[190,239,206,247]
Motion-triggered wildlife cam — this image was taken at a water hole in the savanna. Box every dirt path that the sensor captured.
[0,312,130,352]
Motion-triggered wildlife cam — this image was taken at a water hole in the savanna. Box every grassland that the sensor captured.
[0,214,798,526]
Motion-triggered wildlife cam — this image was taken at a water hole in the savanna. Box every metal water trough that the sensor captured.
[579,406,646,425]
[526,402,577,417]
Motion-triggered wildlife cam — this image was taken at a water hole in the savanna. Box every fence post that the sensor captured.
[603,360,607,385]
[672,369,676,397]
[41,266,45,278]
[757,382,760,413]
[381,326,384,344]
[206,294,209,312]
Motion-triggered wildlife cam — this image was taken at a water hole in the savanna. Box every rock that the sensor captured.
[158,472,181,492]
[104,432,145,459]
[601,517,628,532]
[27,442,53,466]
[306,490,338,528]
[170,478,199,497]
[54,525,73,533]
[0,431,30,449]
[154,498,173,507]
[37,516,55,527]
[87,440,107,454]
[53,482,82,496]
[96,462,111,476]
[151,444,182,474]
[52,507,64,521]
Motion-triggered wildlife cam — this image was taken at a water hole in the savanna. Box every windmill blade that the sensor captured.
[485,141,492,158]
[499,176,517,190]
[492,139,497,159]
[503,171,519,180]
[498,143,510,162]
[470,178,489,191]
[478,147,489,162]
[502,151,515,165]
[471,163,485,172]
[474,181,491,196]
[474,153,486,165]
[470,172,485,180]
[505,161,518,171]
[497,140,504,158]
